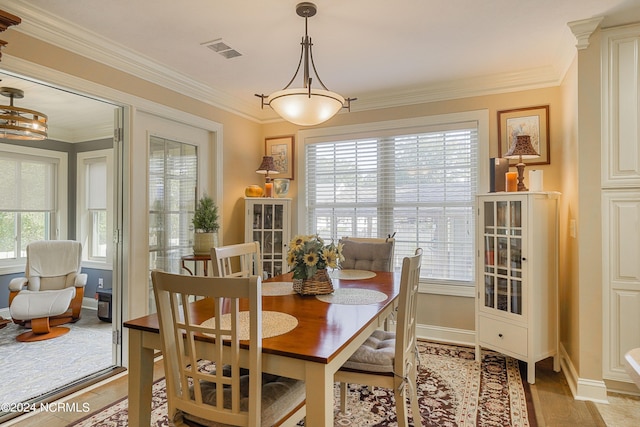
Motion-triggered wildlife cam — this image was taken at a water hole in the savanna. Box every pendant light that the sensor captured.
[0,87,48,140]
[256,2,355,126]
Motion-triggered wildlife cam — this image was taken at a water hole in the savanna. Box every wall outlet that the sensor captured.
[98,278,104,288]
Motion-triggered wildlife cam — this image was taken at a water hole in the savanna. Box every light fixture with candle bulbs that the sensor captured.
[0,87,48,140]
[504,134,539,191]
[255,2,355,127]
[256,156,280,197]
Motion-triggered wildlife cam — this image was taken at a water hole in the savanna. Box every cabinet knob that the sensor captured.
[498,333,503,338]
[522,257,527,261]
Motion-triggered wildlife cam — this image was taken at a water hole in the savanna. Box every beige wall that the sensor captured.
[559,56,581,372]
[575,28,604,381]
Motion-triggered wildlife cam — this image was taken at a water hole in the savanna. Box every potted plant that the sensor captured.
[192,194,220,255]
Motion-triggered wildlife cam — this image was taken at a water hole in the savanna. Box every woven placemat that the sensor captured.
[330,269,377,280]
[261,281,296,296]
[200,311,298,340]
[316,288,388,305]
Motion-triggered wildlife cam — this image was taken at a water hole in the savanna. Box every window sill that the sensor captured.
[419,282,475,298]
[81,261,113,271]
[0,264,25,276]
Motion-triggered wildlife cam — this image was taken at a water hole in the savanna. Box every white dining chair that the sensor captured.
[335,248,423,427]
[151,270,306,426]
[211,241,262,278]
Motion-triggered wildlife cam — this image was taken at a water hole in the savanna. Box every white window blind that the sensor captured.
[0,154,57,212]
[86,159,107,210]
[305,122,478,284]
[148,136,198,274]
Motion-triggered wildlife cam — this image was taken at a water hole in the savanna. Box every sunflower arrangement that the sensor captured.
[286,234,343,280]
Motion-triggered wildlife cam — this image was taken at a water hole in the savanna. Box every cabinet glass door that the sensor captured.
[482,198,523,316]
[250,201,287,278]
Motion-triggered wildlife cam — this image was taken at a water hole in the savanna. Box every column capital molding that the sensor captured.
[568,16,604,50]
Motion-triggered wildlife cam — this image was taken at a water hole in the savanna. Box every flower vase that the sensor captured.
[292,269,334,295]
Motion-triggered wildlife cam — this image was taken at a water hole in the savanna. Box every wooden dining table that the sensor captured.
[123,270,400,427]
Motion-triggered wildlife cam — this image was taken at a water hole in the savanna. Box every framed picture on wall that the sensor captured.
[265,135,295,180]
[497,105,550,165]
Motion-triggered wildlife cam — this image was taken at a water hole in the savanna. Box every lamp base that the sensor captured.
[264,178,274,197]
[516,163,528,191]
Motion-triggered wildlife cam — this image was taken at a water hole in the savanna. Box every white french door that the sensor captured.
[128,111,218,319]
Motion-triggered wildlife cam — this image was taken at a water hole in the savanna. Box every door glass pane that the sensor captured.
[510,201,521,228]
[511,280,522,315]
[253,205,263,228]
[274,205,284,229]
[264,205,273,229]
[497,277,508,312]
[510,237,522,270]
[496,201,507,227]
[148,136,198,313]
[497,237,508,267]
[484,275,494,308]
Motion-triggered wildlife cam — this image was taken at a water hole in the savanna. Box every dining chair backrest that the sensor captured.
[151,270,305,426]
[395,247,423,378]
[339,236,395,272]
[335,248,423,427]
[211,241,262,278]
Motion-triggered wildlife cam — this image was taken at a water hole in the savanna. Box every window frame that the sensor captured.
[297,111,489,297]
[0,143,68,274]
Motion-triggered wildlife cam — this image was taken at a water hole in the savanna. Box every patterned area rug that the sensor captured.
[69,341,535,427]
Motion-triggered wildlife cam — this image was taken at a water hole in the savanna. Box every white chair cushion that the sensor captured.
[9,288,76,321]
[341,329,396,373]
[183,367,305,427]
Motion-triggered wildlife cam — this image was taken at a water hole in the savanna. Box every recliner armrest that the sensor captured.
[8,277,28,292]
[75,273,88,287]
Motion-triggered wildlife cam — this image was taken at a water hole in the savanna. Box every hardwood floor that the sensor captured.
[4,356,638,426]
[530,358,608,426]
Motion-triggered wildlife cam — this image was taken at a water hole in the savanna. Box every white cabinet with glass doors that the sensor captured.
[244,198,291,278]
[476,192,560,384]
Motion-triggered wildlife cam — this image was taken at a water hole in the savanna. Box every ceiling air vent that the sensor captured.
[201,38,242,59]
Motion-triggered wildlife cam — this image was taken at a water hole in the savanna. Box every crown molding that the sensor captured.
[2,1,265,122]
[2,1,569,125]
[351,66,563,112]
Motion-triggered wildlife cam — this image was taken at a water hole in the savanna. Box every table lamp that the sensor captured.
[256,156,279,197]
[504,135,539,191]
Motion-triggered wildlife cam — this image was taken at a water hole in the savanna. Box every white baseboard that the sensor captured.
[82,296,98,310]
[417,324,476,347]
[559,343,609,403]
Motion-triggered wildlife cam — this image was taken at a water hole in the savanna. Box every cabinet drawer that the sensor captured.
[478,316,527,358]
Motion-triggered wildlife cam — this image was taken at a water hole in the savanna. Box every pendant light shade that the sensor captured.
[0,87,48,140]
[267,88,345,127]
[256,2,355,126]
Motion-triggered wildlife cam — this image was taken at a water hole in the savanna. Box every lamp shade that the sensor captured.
[504,135,539,159]
[256,156,279,175]
[267,88,345,127]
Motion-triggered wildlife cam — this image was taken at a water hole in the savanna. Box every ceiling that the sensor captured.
[0,0,639,141]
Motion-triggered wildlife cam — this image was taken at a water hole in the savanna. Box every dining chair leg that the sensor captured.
[394,384,409,427]
[339,382,348,413]
[409,374,421,426]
